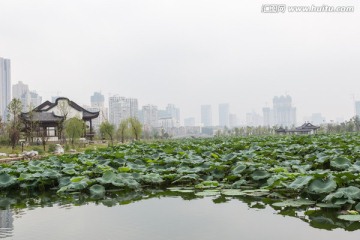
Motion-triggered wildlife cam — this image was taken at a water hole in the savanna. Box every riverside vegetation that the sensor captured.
[2,134,360,227]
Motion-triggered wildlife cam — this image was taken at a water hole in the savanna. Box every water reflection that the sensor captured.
[0,188,359,238]
[0,209,13,239]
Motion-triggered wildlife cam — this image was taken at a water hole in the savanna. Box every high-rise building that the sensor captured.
[142,104,158,128]
[20,91,42,111]
[229,114,238,128]
[309,113,326,125]
[166,104,180,123]
[219,103,230,127]
[201,105,212,127]
[356,101,360,117]
[86,92,108,131]
[91,92,105,108]
[246,112,263,127]
[0,57,11,119]
[272,95,296,127]
[109,95,138,126]
[158,104,180,128]
[13,81,43,111]
[12,81,29,100]
[262,107,273,127]
[127,98,139,119]
[184,117,196,127]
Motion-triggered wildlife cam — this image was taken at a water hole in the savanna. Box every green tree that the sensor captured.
[352,116,360,132]
[128,117,142,141]
[7,99,23,149]
[58,99,70,142]
[117,119,129,143]
[65,118,85,145]
[99,121,115,146]
[23,107,39,143]
[0,116,8,144]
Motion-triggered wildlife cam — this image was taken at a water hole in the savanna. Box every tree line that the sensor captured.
[99,117,142,146]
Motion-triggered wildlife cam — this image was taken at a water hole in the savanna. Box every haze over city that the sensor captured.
[1,0,359,125]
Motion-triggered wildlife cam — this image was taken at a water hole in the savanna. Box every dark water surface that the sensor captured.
[1,194,359,240]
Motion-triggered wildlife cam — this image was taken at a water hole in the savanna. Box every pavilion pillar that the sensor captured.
[90,119,93,141]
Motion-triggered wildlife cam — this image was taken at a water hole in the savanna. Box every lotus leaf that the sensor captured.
[195,190,220,197]
[173,189,195,193]
[118,167,131,173]
[0,173,16,188]
[101,199,118,207]
[232,164,246,175]
[18,173,34,181]
[113,177,140,189]
[231,179,247,189]
[242,189,270,197]
[57,177,90,193]
[172,174,199,184]
[97,171,117,184]
[251,170,271,181]
[71,176,86,183]
[356,202,360,212]
[288,176,313,190]
[195,181,219,189]
[42,169,62,179]
[324,186,360,203]
[308,178,337,194]
[331,157,351,170]
[222,153,237,162]
[266,174,288,188]
[0,198,16,208]
[221,189,246,196]
[350,161,360,172]
[337,215,360,222]
[89,184,106,198]
[141,173,163,184]
[62,168,78,175]
[273,199,315,207]
[58,177,71,187]
[28,165,44,172]
[316,203,341,208]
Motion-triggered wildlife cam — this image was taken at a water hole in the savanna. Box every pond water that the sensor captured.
[0,191,359,240]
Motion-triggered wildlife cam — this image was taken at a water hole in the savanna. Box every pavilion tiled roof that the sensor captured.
[28,97,99,120]
[21,112,63,122]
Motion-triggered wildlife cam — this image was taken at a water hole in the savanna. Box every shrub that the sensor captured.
[32,147,44,155]
[48,144,56,153]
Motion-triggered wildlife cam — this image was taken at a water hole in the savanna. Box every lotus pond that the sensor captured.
[2,134,360,238]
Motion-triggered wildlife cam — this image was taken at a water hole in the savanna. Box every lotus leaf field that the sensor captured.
[2,134,360,223]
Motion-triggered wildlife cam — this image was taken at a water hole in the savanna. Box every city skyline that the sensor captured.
[7,79,360,127]
[6,79,360,127]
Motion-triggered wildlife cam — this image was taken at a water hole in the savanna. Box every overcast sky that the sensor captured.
[1,0,359,124]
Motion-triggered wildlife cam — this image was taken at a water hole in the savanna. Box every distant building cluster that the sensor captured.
[12,81,42,112]
[108,95,138,126]
[4,55,360,138]
[262,95,297,127]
